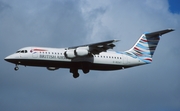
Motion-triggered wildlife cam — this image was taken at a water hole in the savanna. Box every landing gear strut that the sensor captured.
[14,65,19,71]
[70,68,79,78]
[81,62,90,74]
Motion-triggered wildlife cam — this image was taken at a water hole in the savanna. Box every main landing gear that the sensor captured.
[70,68,79,78]
[14,65,19,71]
[73,72,79,78]
[70,68,90,78]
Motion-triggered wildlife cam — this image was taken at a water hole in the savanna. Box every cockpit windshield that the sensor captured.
[16,51,21,53]
[16,50,28,53]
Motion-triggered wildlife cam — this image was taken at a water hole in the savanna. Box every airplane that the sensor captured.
[4,29,174,78]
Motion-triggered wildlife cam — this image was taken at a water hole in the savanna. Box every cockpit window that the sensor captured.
[21,50,25,53]
[16,50,28,53]
[16,51,21,53]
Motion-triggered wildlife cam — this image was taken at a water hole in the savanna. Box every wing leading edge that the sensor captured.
[68,39,119,54]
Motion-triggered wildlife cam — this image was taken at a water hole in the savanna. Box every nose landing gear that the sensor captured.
[14,65,19,71]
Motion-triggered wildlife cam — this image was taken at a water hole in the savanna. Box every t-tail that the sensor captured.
[125,29,174,64]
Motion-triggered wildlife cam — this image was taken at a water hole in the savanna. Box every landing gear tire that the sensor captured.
[82,68,89,74]
[70,68,80,78]
[14,66,19,71]
[73,72,79,78]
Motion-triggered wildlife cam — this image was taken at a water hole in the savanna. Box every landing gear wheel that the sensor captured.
[82,68,89,74]
[73,73,79,78]
[14,66,19,71]
[70,68,80,78]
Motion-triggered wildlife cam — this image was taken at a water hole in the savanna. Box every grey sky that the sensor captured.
[0,0,180,111]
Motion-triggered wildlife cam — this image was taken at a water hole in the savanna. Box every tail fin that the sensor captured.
[125,29,174,63]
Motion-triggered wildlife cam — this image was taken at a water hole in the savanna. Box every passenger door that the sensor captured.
[32,51,38,58]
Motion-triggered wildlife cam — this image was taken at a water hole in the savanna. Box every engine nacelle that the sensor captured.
[64,49,76,59]
[75,48,89,56]
[64,48,89,59]
[47,67,59,71]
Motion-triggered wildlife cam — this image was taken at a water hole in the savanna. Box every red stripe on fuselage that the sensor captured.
[33,49,47,51]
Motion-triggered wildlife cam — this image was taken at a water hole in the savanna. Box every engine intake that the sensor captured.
[64,49,76,59]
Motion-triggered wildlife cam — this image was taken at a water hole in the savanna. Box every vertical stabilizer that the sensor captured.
[125,29,174,63]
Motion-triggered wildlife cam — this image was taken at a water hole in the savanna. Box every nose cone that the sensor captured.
[4,55,13,62]
[4,54,19,63]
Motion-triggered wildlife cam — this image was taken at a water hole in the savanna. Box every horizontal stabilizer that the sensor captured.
[145,28,174,37]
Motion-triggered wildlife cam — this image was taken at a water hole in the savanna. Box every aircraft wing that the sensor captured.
[68,39,119,54]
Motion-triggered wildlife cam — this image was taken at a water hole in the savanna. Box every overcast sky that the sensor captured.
[0,0,180,111]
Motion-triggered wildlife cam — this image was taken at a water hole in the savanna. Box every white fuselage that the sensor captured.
[5,47,145,71]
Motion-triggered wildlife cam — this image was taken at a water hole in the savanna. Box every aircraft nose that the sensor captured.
[4,53,21,64]
[4,55,12,62]
[4,54,18,63]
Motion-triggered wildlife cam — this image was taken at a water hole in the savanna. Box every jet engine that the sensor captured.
[75,48,89,56]
[64,49,76,59]
[64,47,89,59]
